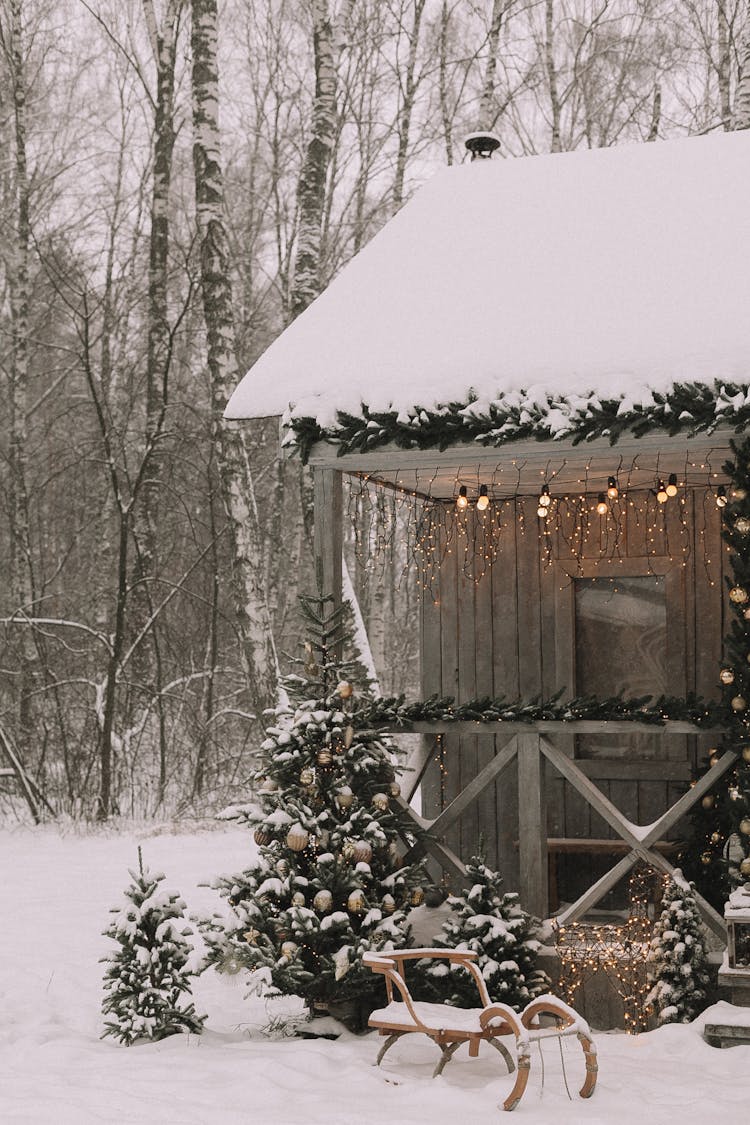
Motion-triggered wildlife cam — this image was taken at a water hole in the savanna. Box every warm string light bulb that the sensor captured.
[607,476,619,499]
[476,484,490,511]
[656,480,669,504]
[716,485,728,508]
[596,493,608,516]
[455,484,468,510]
[666,473,678,498]
[539,483,551,508]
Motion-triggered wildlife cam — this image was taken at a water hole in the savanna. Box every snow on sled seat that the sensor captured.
[363,948,597,1112]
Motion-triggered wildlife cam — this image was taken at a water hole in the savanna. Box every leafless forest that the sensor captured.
[0,0,748,822]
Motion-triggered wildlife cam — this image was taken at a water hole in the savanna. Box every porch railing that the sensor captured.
[386,720,733,941]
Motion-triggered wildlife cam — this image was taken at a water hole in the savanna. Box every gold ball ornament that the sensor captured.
[701,795,715,809]
[736,517,750,535]
[382,894,396,914]
[286,824,310,851]
[410,888,425,907]
[254,827,271,846]
[742,746,750,762]
[732,695,748,712]
[720,669,735,685]
[280,941,298,959]
[299,767,315,786]
[734,488,748,501]
[337,681,354,699]
[700,851,713,866]
[341,838,356,860]
[336,787,354,809]
[316,748,333,767]
[352,840,373,864]
[711,832,721,845]
[347,889,365,914]
[744,607,750,621]
[389,781,402,799]
[740,818,750,835]
[730,586,749,604]
[291,891,306,907]
[709,754,720,767]
[740,858,750,877]
[313,889,333,912]
[372,792,390,811]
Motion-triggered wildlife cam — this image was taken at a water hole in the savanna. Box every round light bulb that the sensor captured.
[456,485,468,510]
[716,485,728,508]
[596,493,608,516]
[607,476,619,499]
[537,505,548,519]
[476,485,489,511]
[539,484,551,508]
[666,473,678,498]
[656,482,668,504]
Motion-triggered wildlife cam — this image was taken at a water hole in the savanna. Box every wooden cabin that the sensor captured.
[226,132,750,949]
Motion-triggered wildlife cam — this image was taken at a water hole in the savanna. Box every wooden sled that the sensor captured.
[363,948,597,1112]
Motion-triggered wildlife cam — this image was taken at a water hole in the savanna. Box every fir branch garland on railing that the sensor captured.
[286,380,750,462]
[361,691,734,731]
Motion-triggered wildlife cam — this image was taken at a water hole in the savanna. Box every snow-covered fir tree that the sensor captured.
[646,869,712,1025]
[199,594,425,1018]
[417,855,548,1009]
[101,849,204,1044]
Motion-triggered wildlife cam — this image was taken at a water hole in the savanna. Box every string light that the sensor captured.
[456,485,468,511]
[596,493,608,516]
[666,473,679,498]
[607,476,619,499]
[476,484,490,511]
[716,485,728,508]
[656,480,669,504]
[539,483,551,508]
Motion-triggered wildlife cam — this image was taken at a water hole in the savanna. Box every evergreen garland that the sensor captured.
[101,849,204,1045]
[646,871,712,1024]
[286,381,750,462]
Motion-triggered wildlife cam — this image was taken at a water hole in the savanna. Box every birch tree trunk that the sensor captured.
[290,0,337,322]
[733,1,750,129]
[544,0,562,152]
[3,0,37,805]
[718,1,732,128]
[190,0,279,715]
[392,0,426,214]
[479,0,506,131]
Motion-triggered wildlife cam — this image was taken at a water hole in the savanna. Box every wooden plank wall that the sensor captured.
[420,488,725,902]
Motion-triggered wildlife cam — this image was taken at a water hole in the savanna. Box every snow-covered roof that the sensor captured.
[225,132,750,455]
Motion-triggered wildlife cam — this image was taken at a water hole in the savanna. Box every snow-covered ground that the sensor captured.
[2,823,749,1124]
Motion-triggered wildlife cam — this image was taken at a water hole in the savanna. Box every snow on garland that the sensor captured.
[285,380,750,462]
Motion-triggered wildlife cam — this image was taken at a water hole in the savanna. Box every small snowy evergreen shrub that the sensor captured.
[417,856,549,1009]
[101,849,205,1045]
[646,869,712,1025]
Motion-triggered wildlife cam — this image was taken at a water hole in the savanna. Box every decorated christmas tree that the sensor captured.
[680,436,750,904]
[416,855,548,1009]
[646,870,712,1025]
[199,593,425,1022]
[101,849,205,1045]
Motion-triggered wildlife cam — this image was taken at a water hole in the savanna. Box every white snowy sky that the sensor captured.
[226,131,750,427]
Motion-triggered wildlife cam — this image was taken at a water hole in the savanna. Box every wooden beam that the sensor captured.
[553,853,639,927]
[313,467,342,612]
[539,738,643,849]
[424,736,519,837]
[385,720,727,736]
[517,734,548,918]
[639,750,738,847]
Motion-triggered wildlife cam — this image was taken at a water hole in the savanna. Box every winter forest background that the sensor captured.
[2,0,749,824]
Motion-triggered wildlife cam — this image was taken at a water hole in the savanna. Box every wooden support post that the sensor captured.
[517,734,548,918]
[313,466,343,615]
